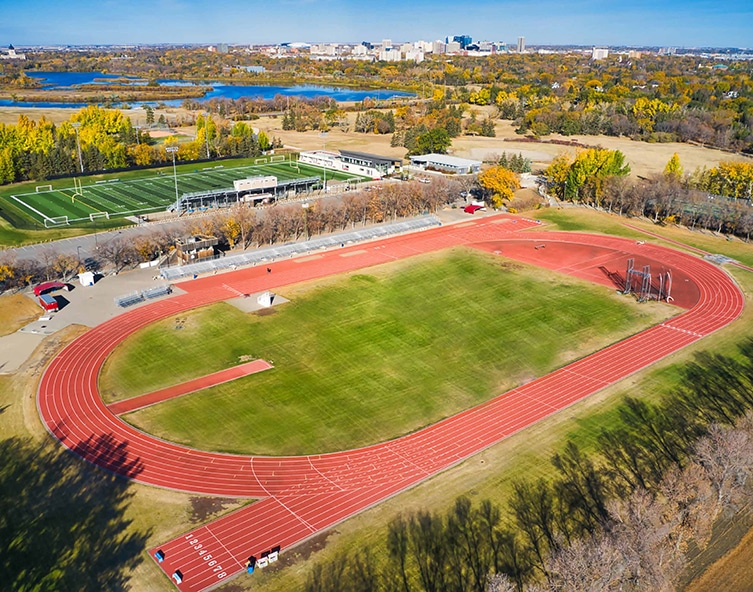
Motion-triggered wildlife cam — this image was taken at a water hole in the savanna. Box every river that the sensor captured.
[0,71,413,108]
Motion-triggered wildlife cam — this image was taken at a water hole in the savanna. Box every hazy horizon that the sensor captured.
[0,0,751,49]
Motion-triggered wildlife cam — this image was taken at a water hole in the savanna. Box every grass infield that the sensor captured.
[102,248,675,455]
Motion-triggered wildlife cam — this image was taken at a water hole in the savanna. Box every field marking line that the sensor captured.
[308,458,345,492]
[11,195,52,222]
[249,460,317,532]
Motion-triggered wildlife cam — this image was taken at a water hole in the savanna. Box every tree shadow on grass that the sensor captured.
[0,434,150,591]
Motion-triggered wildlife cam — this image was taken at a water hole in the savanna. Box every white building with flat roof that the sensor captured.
[409,154,482,175]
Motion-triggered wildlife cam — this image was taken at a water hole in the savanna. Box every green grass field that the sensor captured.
[1,158,366,229]
[100,249,675,455]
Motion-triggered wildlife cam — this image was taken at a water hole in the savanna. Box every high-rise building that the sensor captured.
[517,36,525,53]
[453,35,472,49]
[591,47,609,60]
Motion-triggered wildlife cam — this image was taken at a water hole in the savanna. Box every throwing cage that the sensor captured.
[623,258,673,302]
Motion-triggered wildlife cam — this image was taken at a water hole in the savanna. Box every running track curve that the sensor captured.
[37,215,744,592]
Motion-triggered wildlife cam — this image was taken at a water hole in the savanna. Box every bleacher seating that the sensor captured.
[159,215,441,281]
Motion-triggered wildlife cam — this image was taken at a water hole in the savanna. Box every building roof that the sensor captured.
[339,150,402,165]
[409,153,482,167]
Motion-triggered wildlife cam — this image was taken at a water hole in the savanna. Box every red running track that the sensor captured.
[37,215,744,592]
[107,359,273,416]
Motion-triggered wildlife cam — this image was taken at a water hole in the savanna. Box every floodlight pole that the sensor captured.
[302,202,309,240]
[320,132,328,193]
[204,112,211,159]
[71,122,84,174]
[167,146,180,213]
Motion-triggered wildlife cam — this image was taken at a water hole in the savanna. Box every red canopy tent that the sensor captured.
[33,282,70,297]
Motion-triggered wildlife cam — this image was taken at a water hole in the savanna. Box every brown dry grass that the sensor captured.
[0,293,41,336]
[686,516,753,592]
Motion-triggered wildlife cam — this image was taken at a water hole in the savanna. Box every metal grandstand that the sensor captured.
[170,177,321,212]
[159,215,442,281]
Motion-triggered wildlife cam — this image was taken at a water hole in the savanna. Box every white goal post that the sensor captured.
[44,216,69,228]
[35,185,53,192]
[89,212,110,221]
[254,157,268,164]
[269,155,286,163]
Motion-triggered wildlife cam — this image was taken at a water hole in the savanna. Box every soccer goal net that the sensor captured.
[254,157,268,164]
[35,184,53,193]
[89,211,110,221]
[44,216,69,228]
[269,155,286,163]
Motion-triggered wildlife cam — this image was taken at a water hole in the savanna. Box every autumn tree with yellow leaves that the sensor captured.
[478,166,520,208]
[545,148,630,205]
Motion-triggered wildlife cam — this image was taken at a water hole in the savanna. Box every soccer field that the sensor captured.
[7,160,367,227]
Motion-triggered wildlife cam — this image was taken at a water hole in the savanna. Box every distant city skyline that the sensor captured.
[0,0,751,48]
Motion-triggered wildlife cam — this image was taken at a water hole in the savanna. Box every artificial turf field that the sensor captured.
[101,248,676,456]
[5,159,364,227]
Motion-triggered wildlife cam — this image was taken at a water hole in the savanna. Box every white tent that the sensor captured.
[257,292,274,307]
[78,271,95,287]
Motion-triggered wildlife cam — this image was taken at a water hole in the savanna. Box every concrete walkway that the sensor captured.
[0,267,177,374]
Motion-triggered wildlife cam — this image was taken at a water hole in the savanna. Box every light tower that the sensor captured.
[166,146,180,213]
[71,122,84,173]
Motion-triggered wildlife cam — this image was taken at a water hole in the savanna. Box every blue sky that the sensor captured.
[1,0,751,47]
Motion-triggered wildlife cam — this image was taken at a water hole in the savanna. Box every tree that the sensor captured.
[257,130,271,152]
[145,106,155,125]
[478,166,520,208]
[664,153,684,181]
[543,152,574,199]
[98,237,136,272]
[409,128,452,155]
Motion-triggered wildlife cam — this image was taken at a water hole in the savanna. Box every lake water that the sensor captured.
[0,71,413,108]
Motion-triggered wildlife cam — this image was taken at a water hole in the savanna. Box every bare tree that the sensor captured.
[53,253,80,281]
[98,237,136,272]
[487,572,516,592]
[39,246,59,281]
[544,535,625,592]
[693,423,753,514]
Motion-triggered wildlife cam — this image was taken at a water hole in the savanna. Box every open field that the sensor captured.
[102,248,674,455]
[253,111,753,178]
[2,159,363,228]
[0,293,42,336]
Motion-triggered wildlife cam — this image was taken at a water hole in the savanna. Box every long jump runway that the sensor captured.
[37,215,744,592]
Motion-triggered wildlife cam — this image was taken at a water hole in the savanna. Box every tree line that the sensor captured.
[303,339,753,592]
[545,152,753,239]
[0,106,282,185]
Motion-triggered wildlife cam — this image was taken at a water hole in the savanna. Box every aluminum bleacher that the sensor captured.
[114,285,173,308]
[159,215,442,281]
